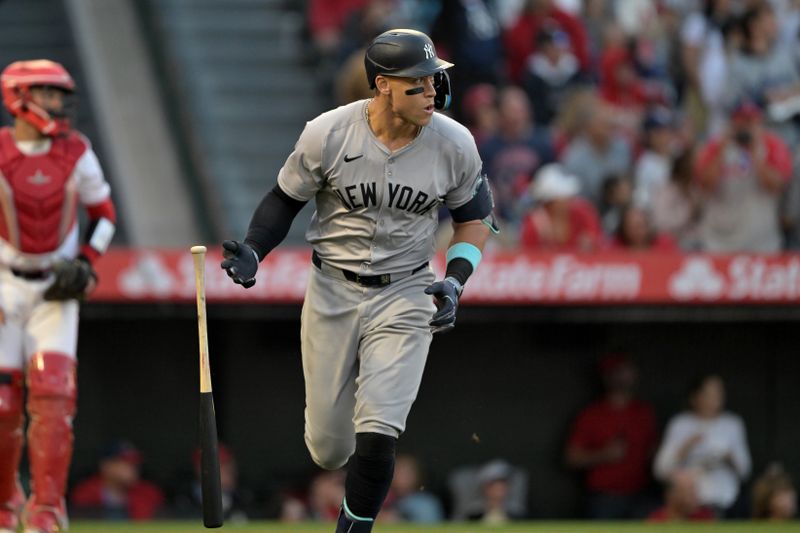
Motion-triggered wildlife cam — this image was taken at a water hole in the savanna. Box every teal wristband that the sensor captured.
[446,242,482,271]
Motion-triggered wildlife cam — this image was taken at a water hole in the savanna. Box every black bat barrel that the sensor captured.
[199,392,223,528]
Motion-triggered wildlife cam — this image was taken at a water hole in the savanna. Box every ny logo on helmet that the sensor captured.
[423,44,434,59]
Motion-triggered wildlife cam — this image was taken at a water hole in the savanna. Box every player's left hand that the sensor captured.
[43,256,97,301]
[425,277,463,334]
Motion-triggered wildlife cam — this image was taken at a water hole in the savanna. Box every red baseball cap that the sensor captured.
[731,100,762,121]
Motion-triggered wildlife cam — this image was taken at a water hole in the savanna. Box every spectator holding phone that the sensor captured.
[694,100,792,252]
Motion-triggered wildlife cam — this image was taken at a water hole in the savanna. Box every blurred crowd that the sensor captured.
[307,0,800,253]
[43,0,800,525]
[62,441,255,524]
[59,355,796,523]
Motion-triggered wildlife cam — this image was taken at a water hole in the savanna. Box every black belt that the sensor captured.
[312,251,427,287]
[10,268,51,280]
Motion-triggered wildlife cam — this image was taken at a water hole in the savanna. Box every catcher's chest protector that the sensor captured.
[0,127,86,254]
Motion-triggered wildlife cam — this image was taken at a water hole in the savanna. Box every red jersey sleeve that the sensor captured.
[553,9,590,70]
[693,137,725,187]
[764,132,793,181]
[519,212,540,248]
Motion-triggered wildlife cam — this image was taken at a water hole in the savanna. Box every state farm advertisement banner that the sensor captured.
[90,248,800,305]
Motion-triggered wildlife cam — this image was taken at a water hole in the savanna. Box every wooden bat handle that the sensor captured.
[191,245,223,527]
[191,246,212,394]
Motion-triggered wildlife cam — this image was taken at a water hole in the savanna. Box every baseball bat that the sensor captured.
[191,245,223,528]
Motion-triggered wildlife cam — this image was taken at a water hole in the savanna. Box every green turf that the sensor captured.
[64,520,800,532]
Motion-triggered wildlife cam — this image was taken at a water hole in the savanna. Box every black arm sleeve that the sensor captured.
[243,184,307,260]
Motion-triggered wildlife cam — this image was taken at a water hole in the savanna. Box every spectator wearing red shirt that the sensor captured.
[647,469,716,522]
[597,41,670,138]
[599,46,651,111]
[69,440,165,521]
[503,0,590,83]
[519,164,602,251]
[611,204,678,252]
[694,100,793,251]
[565,354,658,519]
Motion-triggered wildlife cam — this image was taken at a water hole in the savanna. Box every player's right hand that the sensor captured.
[220,240,258,288]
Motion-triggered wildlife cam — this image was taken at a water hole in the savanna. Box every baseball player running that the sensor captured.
[0,60,117,533]
[221,29,496,532]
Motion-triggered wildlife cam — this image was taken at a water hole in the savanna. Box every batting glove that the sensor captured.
[221,240,259,288]
[424,276,463,334]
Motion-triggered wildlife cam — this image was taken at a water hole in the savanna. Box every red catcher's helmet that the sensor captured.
[1,59,76,135]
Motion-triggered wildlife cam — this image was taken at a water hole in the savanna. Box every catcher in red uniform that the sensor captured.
[0,60,116,533]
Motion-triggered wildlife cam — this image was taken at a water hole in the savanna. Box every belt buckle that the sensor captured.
[353,273,392,286]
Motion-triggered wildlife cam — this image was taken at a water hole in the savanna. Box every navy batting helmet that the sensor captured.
[365,29,454,109]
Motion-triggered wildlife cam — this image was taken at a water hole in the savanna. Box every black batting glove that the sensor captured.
[220,240,259,288]
[43,256,97,301]
[424,276,463,334]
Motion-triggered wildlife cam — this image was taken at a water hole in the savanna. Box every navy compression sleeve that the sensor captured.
[243,184,307,260]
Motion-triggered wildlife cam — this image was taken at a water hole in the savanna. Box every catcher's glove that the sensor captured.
[43,256,97,301]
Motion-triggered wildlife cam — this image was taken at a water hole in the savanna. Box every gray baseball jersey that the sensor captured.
[278,99,484,467]
[278,99,483,273]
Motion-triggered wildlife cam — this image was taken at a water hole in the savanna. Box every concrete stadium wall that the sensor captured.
[66,307,800,518]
